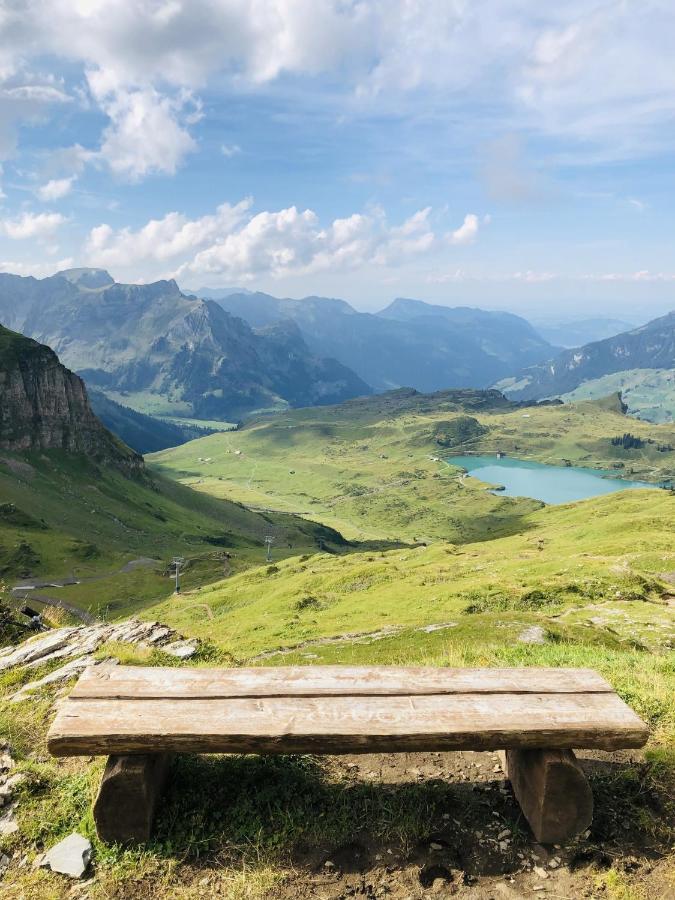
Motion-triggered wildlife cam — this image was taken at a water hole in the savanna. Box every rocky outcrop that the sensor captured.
[0,325,142,472]
[1,618,198,702]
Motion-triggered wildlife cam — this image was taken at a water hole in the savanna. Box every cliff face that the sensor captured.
[0,325,142,471]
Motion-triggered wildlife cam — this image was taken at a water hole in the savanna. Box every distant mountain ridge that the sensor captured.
[495,311,675,401]
[0,270,370,421]
[531,316,636,348]
[203,289,555,393]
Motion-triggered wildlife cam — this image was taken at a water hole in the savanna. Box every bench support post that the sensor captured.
[94,753,172,844]
[499,749,593,843]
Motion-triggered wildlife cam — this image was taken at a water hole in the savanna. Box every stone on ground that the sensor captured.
[517,625,547,645]
[41,833,92,878]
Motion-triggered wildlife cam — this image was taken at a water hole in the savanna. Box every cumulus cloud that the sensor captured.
[89,84,199,180]
[1,211,66,239]
[0,0,672,185]
[84,199,448,282]
[84,200,253,266]
[37,176,74,201]
[448,213,481,246]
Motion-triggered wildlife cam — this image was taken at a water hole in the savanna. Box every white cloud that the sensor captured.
[37,176,74,201]
[0,0,672,187]
[0,257,72,276]
[587,270,675,283]
[221,143,241,158]
[1,211,66,239]
[88,82,199,180]
[84,200,252,266]
[179,204,437,280]
[84,199,449,282]
[511,270,557,283]
[448,213,481,246]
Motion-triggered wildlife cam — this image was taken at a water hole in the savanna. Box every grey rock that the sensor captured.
[0,804,18,835]
[517,625,547,645]
[162,639,198,659]
[41,833,92,878]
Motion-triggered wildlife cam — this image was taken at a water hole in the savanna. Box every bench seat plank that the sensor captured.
[69,665,613,700]
[48,691,648,756]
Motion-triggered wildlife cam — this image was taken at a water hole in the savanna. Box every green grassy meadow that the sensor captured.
[2,389,675,898]
[149,391,675,543]
[0,449,346,621]
[560,369,675,423]
[147,489,675,659]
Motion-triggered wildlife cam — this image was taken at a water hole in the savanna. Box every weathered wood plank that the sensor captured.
[499,748,593,843]
[93,753,172,844]
[48,692,649,756]
[70,665,613,700]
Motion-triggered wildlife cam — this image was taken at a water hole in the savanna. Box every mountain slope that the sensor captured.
[88,390,214,454]
[0,325,347,616]
[496,311,675,401]
[0,270,369,421]
[207,290,555,392]
[0,324,141,472]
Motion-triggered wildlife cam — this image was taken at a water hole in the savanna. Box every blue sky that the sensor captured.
[1,1,675,320]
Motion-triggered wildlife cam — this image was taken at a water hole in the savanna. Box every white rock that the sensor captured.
[0,628,78,671]
[162,639,197,659]
[41,833,92,879]
[10,657,95,702]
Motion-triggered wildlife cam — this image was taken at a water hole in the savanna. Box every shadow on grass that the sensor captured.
[149,752,674,878]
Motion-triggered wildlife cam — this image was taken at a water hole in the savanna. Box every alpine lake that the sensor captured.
[447,455,656,505]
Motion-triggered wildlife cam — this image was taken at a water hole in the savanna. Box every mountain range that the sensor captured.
[0,269,369,421]
[204,289,556,393]
[495,310,675,403]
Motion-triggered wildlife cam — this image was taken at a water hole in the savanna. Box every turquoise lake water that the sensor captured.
[446,455,654,505]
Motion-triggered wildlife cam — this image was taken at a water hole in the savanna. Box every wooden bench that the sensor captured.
[47,665,649,845]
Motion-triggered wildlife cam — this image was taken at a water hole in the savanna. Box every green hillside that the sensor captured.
[560,369,675,423]
[0,450,345,622]
[147,489,674,659]
[149,390,675,543]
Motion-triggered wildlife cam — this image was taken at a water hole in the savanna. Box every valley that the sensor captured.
[2,9,675,897]
[1,294,674,900]
[150,389,675,543]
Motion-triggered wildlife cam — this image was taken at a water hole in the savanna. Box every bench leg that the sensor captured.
[93,753,172,844]
[499,749,593,844]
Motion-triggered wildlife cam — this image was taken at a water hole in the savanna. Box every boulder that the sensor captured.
[41,833,92,878]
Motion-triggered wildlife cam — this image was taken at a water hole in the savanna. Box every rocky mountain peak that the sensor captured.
[0,324,142,472]
[55,268,115,290]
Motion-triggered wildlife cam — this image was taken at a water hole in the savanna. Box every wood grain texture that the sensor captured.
[48,691,649,756]
[93,753,172,844]
[70,665,613,700]
[500,748,593,843]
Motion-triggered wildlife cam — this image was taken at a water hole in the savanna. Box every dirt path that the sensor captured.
[11,557,159,625]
